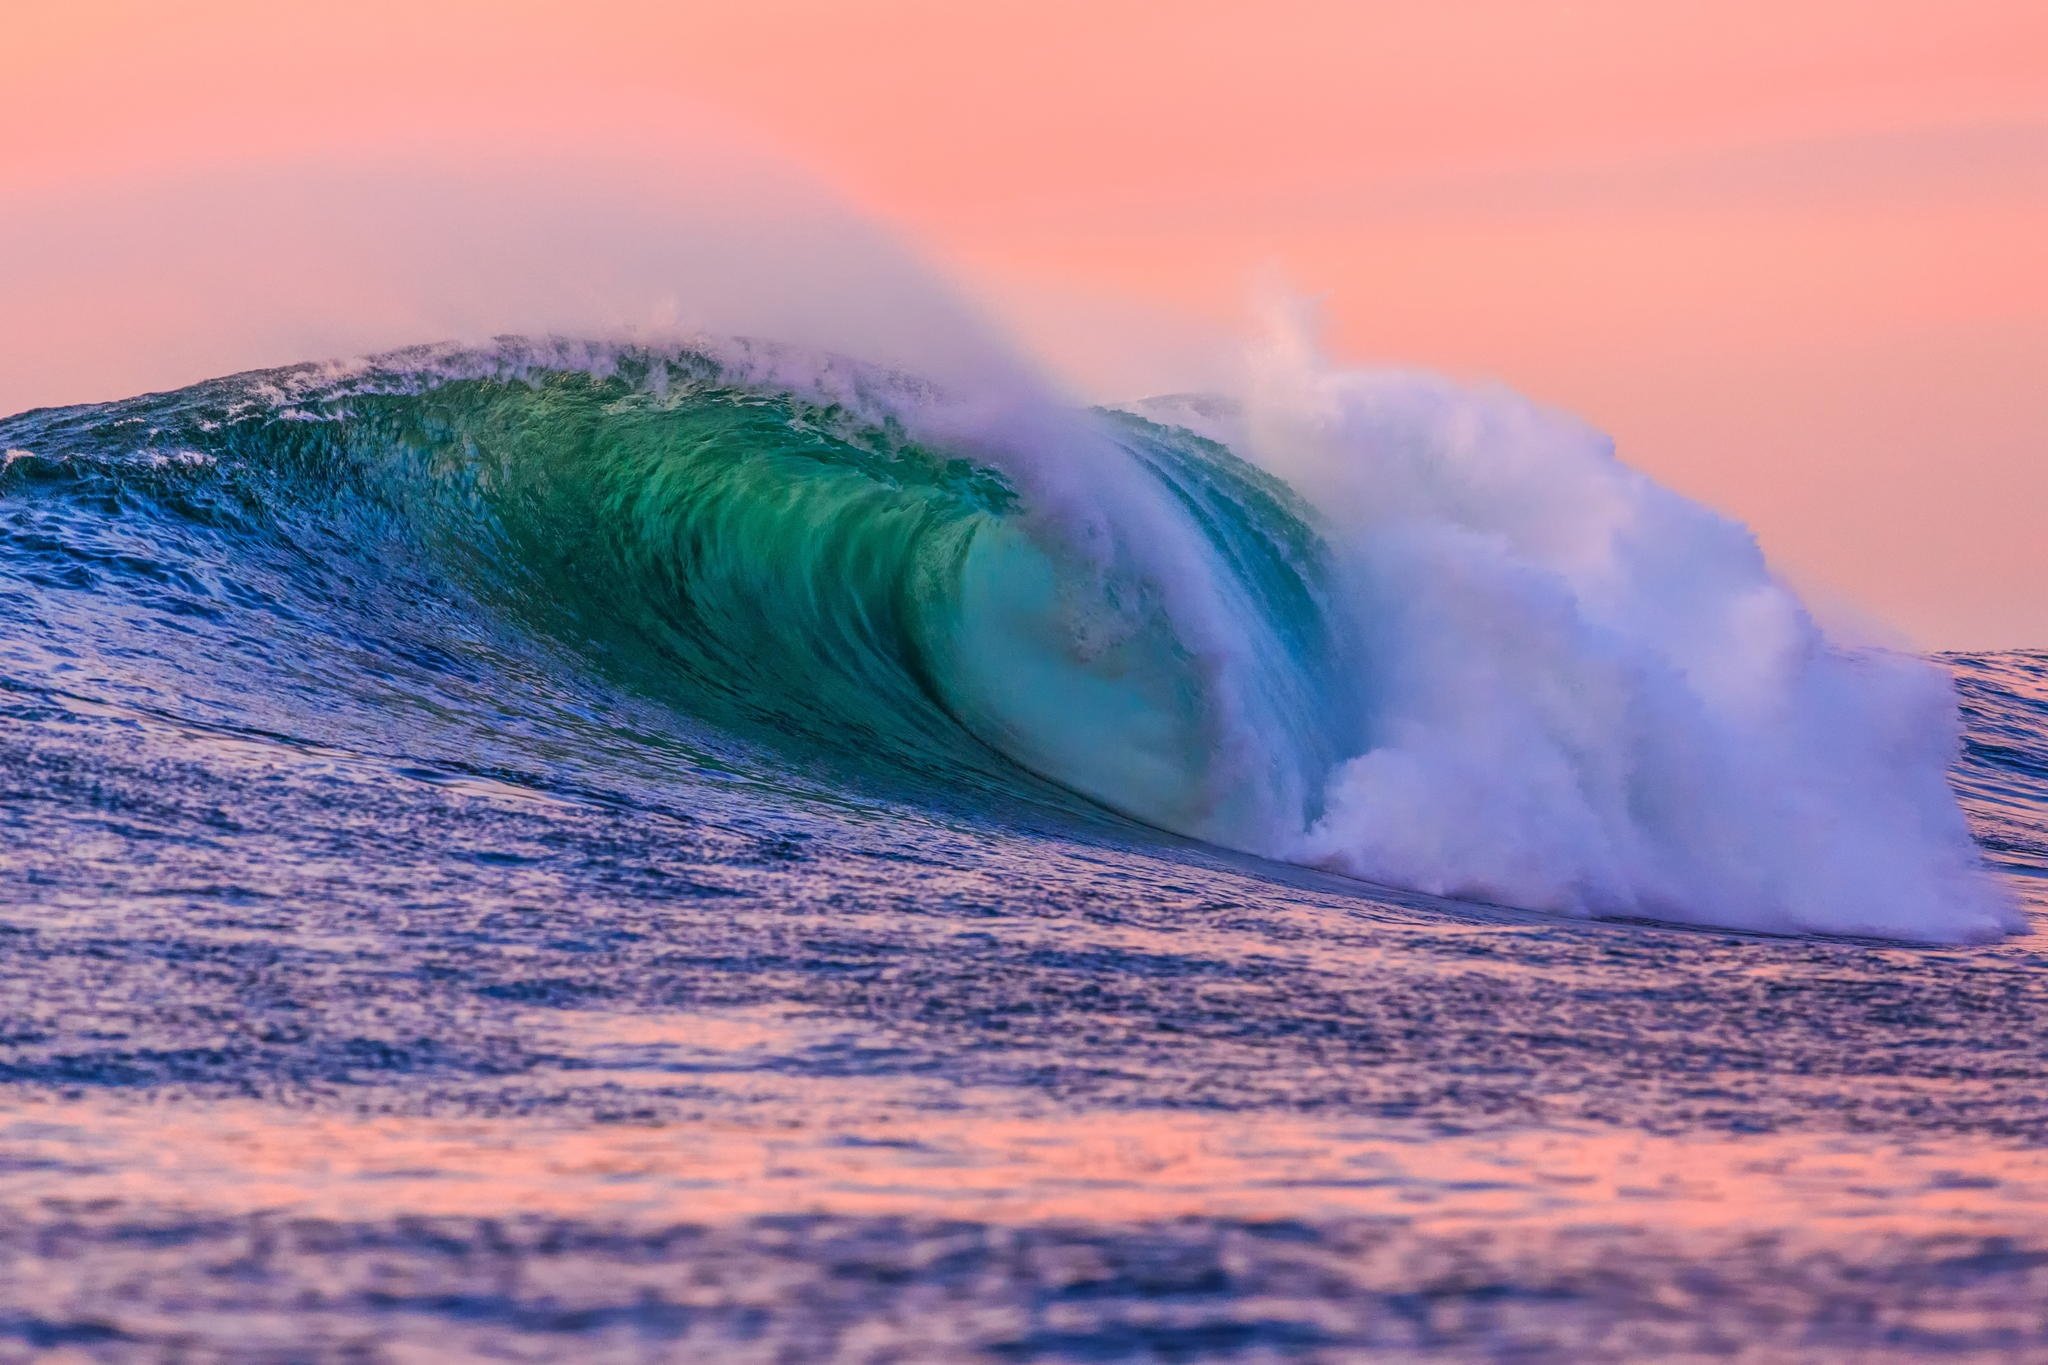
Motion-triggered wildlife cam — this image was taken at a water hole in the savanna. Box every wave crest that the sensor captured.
[1,335,2017,942]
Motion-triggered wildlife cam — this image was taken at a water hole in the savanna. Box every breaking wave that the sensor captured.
[0,334,2018,942]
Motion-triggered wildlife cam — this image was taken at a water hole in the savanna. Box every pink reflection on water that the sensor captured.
[9,1005,2047,1233]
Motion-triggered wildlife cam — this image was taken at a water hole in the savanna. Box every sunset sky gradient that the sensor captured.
[7,0,2044,645]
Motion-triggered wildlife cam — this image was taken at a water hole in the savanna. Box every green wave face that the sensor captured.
[2,339,2019,943]
[102,349,1338,842]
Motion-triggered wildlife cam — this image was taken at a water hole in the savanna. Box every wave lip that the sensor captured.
[1,335,2021,944]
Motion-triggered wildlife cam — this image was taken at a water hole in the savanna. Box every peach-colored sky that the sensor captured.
[6,1,2045,646]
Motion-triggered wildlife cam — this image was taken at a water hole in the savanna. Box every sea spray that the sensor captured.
[1229,315,2017,941]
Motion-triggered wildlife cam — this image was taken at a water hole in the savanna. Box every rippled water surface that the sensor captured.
[4,652,2045,1361]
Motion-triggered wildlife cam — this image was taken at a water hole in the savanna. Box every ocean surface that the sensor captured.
[2,340,2044,1361]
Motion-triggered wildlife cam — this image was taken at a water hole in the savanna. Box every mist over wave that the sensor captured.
[0,149,2018,943]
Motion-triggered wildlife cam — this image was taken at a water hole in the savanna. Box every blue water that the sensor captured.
[2,343,2046,1360]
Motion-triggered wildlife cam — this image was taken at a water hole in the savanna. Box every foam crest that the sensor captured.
[1229,317,2017,942]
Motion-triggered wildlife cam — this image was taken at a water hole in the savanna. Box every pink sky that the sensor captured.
[7,1,2045,646]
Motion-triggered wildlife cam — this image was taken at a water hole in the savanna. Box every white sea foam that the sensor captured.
[1211,313,2018,942]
